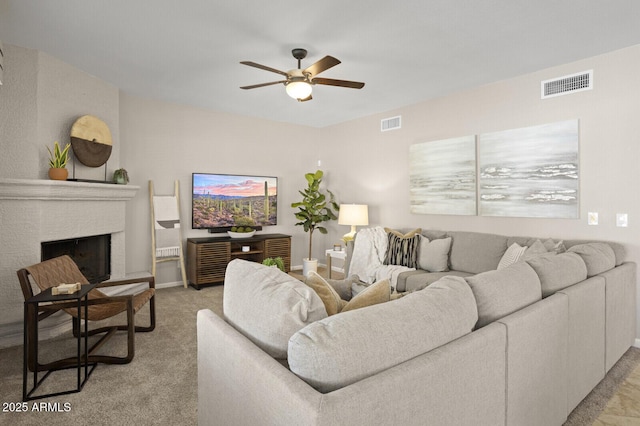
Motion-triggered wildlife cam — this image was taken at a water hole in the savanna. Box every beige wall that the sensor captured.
[1,42,639,339]
[0,44,121,346]
[321,45,640,335]
[118,93,326,283]
[0,44,120,179]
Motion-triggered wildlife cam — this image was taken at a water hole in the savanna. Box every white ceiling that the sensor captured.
[1,0,640,128]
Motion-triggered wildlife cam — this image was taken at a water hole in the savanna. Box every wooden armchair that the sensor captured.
[17,255,155,372]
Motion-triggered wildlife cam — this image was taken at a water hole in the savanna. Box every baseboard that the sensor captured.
[0,315,71,349]
[291,263,344,274]
[156,280,184,289]
[634,338,640,349]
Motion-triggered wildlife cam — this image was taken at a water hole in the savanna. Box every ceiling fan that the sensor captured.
[240,48,365,102]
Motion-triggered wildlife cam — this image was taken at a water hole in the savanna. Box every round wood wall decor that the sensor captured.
[70,115,113,167]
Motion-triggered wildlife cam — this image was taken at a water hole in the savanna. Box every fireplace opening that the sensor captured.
[41,234,111,283]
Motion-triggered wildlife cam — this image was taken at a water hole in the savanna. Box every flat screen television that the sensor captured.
[192,173,278,232]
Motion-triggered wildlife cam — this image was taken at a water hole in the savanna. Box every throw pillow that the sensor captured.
[497,242,527,270]
[326,275,360,301]
[383,228,421,268]
[306,272,391,315]
[341,279,391,312]
[543,238,567,254]
[385,228,422,238]
[417,237,452,272]
[305,271,346,316]
[522,239,548,260]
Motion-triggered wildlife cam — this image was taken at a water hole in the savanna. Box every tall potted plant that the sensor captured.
[291,170,339,276]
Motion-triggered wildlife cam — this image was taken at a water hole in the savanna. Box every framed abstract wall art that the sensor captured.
[478,120,579,218]
[409,135,477,215]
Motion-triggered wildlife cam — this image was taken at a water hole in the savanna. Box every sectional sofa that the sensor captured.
[197,229,637,426]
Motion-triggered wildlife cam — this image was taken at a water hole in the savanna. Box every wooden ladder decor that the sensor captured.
[149,180,187,288]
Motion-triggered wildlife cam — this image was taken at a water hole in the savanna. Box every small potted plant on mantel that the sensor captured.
[113,168,129,184]
[291,170,339,276]
[46,141,71,180]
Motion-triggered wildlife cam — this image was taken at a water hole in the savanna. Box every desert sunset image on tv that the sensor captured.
[192,173,277,229]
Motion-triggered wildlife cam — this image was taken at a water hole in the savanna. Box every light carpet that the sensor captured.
[0,284,638,425]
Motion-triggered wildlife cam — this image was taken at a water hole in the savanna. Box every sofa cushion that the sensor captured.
[288,276,478,393]
[465,262,542,328]
[417,236,451,272]
[383,228,421,268]
[564,239,626,266]
[305,270,345,316]
[568,243,616,277]
[397,270,474,292]
[448,231,508,274]
[526,252,587,297]
[223,259,327,359]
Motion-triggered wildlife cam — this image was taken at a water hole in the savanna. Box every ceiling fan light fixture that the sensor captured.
[285,80,312,100]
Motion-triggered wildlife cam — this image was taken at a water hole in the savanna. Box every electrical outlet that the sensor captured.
[616,213,628,227]
[588,212,598,225]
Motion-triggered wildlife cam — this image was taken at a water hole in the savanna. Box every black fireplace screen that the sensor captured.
[41,234,111,283]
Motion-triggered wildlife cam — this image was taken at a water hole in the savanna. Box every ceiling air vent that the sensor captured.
[0,40,4,85]
[381,115,401,132]
[541,70,593,99]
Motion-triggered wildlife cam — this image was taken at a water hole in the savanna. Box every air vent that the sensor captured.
[381,115,401,132]
[541,70,593,99]
[0,40,4,85]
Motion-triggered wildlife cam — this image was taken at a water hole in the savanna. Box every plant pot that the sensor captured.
[48,168,68,181]
[302,258,318,277]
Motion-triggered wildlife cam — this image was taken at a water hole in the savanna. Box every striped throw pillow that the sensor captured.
[383,228,421,268]
[497,242,527,269]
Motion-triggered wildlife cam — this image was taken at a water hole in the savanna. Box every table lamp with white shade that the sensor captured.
[338,204,369,241]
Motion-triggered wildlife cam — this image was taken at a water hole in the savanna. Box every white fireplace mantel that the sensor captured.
[0,178,139,201]
[0,177,140,348]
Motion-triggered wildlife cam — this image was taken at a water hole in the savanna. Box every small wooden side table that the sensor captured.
[23,283,98,401]
[325,249,347,279]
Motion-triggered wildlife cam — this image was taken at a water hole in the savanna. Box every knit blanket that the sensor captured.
[348,226,414,289]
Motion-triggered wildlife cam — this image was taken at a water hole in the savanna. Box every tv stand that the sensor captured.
[186,233,291,290]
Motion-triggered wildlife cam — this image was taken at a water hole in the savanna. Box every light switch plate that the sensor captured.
[616,213,628,227]
[588,212,598,225]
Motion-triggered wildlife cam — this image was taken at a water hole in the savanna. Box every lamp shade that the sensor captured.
[338,204,369,226]
[286,81,312,100]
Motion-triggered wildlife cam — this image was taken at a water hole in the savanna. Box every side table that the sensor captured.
[325,249,347,279]
[23,283,98,401]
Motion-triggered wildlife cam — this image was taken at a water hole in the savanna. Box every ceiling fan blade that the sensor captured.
[240,61,289,77]
[303,56,341,77]
[312,77,365,89]
[240,80,286,90]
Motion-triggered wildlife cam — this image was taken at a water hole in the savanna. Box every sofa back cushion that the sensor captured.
[526,252,587,297]
[288,276,478,393]
[564,240,625,266]
[466,261,542,328]
[448,231,508,273]
[567,243,616,276]
[223,259,327,359]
